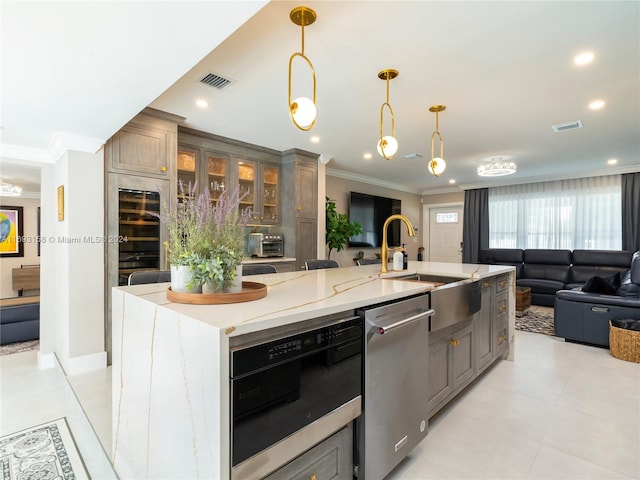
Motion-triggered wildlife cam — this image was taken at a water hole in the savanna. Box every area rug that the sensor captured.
[0,340,39,357]
[515,305,555,336]
[0,418,89,479]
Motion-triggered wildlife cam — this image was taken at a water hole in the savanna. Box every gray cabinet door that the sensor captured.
[296,217,317,271]
[494,291,509,357]
[264,424,352,480]
[476,279,494,373]
[451,323,474,391]
[427,335,452,414]
[106,112,176,179]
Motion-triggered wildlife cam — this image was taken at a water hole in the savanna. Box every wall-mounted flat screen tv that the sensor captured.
[348,191,401,248]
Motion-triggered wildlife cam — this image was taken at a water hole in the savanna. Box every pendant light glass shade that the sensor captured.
[377,69,398,160]
[428,105,446,177]
[290,96,317,129]
[428,157,446,176]
[288,7,317,131]
[377,135,399,158]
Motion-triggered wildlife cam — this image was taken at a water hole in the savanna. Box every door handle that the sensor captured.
[374,309,435,335]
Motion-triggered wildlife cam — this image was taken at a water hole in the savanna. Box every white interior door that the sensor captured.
[428,206,463,262]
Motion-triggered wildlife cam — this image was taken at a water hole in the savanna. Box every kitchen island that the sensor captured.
[111,261,515,479]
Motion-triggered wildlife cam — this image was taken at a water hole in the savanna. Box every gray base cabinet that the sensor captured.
[264,424,353,480]
[428,321,475,417]
[430,272,513,419]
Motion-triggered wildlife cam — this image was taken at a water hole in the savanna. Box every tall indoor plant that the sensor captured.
[325,197,362,259]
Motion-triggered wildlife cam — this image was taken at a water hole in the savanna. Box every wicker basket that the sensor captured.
[609,321,640,363]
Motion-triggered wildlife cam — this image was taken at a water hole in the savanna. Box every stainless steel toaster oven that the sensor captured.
[247,233,284,257]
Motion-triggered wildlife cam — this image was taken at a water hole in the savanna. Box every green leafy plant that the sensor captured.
[325,197,362,259]
[187,245,243,292]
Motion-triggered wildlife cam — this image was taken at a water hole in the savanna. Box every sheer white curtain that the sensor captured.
[489,175,622,250]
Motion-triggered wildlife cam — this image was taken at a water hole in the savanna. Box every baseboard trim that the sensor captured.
[37,351,57,369]
[66,351,107,375]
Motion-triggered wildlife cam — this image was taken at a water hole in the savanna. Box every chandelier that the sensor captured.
[0,182,22,196]
[477,158,517,177]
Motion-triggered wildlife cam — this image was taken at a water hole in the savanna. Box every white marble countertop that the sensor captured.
[117,261,514,337]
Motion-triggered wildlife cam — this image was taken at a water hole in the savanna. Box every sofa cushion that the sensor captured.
[0,304,40,325]
[571,249,634,268]
[581,272,621,294]
[478,249,523,278]
[517,278,565,295]
[523,249,572,265]
[522,264,571,283]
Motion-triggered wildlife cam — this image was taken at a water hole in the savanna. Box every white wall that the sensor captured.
[325,175,422,267]
[40,149,106,374]
[0,197,41,298]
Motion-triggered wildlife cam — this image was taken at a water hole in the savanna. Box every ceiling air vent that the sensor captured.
[199,72,233,90]
[552,120,583,132]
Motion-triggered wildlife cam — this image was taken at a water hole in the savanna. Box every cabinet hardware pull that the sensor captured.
[497,334,506,343]
[310,475,317,480]
[450,339,460,347]
[297,206,301,211]
[160,166,167,172]
[482,280,492,287]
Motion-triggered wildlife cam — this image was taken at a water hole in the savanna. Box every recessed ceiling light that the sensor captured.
[589,99,605,110]
[607,158,618,165]
[310,136,320,143]
[363,153,372,160]
[196,99,209,108]
[448,179,456,184]
[574,52,595,65]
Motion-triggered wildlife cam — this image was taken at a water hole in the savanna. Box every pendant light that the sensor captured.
[377,69,399,160]
[428,105,446,176]
[288,6,317,131]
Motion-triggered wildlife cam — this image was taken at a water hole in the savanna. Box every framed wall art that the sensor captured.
[0,205,24,257]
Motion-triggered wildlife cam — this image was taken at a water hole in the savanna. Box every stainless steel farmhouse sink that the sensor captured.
[383,273,481,332]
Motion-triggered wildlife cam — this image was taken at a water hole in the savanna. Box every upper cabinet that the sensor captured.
[176,146,230,205]
[106,109,179,180]
[234,157,281,224]
[178,128,282,225]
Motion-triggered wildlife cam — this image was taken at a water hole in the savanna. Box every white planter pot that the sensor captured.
[229,265,243,293]
[170,264,202,293]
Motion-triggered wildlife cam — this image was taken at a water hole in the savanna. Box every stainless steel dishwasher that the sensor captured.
[355,293,434,480]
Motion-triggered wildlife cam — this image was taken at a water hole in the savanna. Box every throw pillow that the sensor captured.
[582,272,620,294]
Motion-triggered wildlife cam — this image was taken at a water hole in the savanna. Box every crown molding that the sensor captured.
[458,165,640,191]
[0,134,104,164]
[326,168,418,194]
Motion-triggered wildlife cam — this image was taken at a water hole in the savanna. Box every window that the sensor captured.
[489,175,622,250]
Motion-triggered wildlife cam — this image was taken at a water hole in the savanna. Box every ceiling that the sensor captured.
[1,1,639,198]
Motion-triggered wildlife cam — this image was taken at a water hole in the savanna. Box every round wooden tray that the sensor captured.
[166,281,267,305]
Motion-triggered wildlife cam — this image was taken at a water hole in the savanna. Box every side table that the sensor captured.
[516,286,531,317]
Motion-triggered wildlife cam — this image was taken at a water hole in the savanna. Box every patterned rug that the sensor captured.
[515,305,555,336]
[0,340,39,357]
[0,417,88,479]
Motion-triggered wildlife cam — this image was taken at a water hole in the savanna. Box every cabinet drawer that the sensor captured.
[496,296,508,316]
[496,274,509,293]
[264,425,352,480]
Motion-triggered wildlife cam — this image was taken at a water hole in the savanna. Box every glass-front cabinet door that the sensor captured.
[261,164,279,224]
[177,148,197,200]
[207,152,227,205]
[237,159,257,222]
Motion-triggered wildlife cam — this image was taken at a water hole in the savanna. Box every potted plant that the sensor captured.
[325,197,362,260]
[161,182,249,294]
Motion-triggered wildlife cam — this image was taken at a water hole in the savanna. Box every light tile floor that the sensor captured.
[1,331,638,479]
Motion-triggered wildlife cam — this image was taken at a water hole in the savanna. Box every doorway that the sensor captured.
[423,204,463,262]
